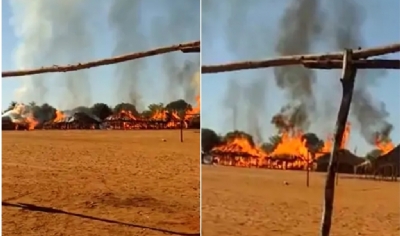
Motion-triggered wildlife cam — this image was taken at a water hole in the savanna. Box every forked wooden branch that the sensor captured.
[2,41,200,78]
[320,50,357,236]
[202,43,400,73]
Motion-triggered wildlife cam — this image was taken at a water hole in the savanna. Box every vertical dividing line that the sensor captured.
[199,0,203,234]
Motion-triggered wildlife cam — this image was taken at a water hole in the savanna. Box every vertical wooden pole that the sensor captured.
[180,113,184,142]
[335,157,340,186]
[180,121,183,142]
[320,50,357,236]
[306,151,310,187]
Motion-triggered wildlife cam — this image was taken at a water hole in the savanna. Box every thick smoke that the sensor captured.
[10,0,93,107]
[330,0,392,144]
[149,0,200,104]
[273,0,323,130]
[109,0,148,109]
[222,79,241,130]
[204,0,271,142]
[109,0,199,107]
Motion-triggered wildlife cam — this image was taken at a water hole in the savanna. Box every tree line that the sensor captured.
[201,128,383,161]
[3,99,197,123]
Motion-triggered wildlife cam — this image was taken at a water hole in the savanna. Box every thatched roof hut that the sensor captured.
[315,149,365,173]
[376,145,400,168]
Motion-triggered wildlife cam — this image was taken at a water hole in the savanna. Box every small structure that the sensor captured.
[374,145,400,181]
[44,112,101,129]
[315,149,365,174]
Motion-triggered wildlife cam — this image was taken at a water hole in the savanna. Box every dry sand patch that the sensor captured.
[202,165,399,236]
[2,130,200,236]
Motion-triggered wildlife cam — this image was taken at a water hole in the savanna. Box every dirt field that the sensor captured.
[202,165,399,236]
[2,130,200,236]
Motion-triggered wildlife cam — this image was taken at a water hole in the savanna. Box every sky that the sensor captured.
[2,0,200,111]
[201,0,400,155]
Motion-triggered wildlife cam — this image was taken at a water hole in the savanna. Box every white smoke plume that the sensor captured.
[9,0,94,107]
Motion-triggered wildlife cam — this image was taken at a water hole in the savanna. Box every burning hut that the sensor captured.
[2,106,38,130]
[2,115,26,130]
[211,137,266,167]
[152,109,190,129]
[374,145,400,179]
[44,110,102,129]
[103,110,146,130]
[210,123,354,171]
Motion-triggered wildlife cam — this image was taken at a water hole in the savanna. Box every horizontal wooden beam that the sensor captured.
[202,43,400,74]
[2,41,200,78]
[303,59,400,69]
[180,46,201,53]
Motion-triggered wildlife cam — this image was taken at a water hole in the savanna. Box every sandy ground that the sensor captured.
[202,165,399,236]
[2,130,200,236]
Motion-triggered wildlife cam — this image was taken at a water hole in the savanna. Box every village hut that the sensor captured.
[2,116,21,130]
[103,110,147,129]
[2,112,32,130]
[187,114,200,129]
[374,145,400,179]
[315,149,365,174]
[45,111,102,129]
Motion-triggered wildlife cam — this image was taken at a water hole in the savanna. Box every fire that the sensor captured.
[211,122,353,170]
[375,138,395,155]
[212,137,265,167]
[270,130,308,159]
[4,103,39,130]
[316,122,351,158]
[53,110,67,122]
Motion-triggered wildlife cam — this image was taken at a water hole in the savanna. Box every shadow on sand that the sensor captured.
[2,201,200,236]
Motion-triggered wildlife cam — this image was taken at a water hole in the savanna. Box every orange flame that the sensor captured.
[211,122,353,170]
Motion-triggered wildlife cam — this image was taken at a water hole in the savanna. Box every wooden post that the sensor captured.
[335,157,340,186]
[180,119,183,142]
[306,152,310,187]
[320,50,357,236]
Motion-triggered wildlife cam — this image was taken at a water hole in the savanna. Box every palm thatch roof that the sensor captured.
[316,149,365,166]
[376,144,400,166]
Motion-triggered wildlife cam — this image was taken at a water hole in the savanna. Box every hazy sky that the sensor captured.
[2,0,200,110]
[201,0,400,155]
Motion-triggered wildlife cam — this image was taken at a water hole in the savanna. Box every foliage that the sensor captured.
[2,99,194,123]
[301,132,324,154]
[90,103,113,121]
[165,99,192,113]
[365,149,382,161]
[201,128,222,152]
[113,103,139,116]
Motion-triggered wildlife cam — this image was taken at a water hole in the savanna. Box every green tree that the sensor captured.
[29,101,37,107]
[201,128,222,152]
[148,103,164,114]
[365,149,382,161]
[260,135,282,153]
[113,103,139,116]
[22,102,57,123]
[73,106,91,114]
[141,103,164,118]
[165,99,192,113]
[90,103,113,120]
[260,142,276,153]
[302,132,324,154]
